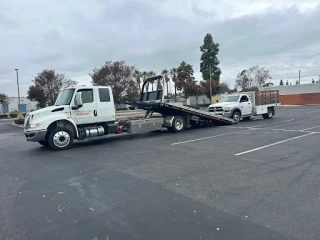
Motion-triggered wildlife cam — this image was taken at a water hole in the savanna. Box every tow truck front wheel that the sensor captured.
[167,116,185,133]
[47,127,74,150]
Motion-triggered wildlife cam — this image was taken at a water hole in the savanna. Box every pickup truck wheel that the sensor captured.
[232,111,241,123]
[38,140,48,147]
[168,116,185,133]
[263,108,273,119]
[47,127,74,150]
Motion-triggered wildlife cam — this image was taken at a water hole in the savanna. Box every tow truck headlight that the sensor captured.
[223,107,232,111]
[30,122,44,128]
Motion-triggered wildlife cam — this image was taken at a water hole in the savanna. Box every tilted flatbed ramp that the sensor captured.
[160,102,236,125]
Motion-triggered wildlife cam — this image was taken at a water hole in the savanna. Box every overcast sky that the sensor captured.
[1,0,320,96]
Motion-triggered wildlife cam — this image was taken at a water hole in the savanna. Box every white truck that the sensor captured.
[208,90,280,123]
[24,76,236,150]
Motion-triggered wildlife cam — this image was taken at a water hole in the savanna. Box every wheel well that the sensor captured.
[232,108,241,116]
[46,120,77,140]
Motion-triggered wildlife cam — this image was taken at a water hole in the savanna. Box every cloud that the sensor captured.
[0,0,319,97]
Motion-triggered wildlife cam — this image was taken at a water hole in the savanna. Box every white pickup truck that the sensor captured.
[208,90,280,123]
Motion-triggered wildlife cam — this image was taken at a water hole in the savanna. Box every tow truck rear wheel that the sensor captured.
[167,116,185,133]
[47,127,74,150]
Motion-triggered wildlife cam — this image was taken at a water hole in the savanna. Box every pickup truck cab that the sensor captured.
[208,91,280,123]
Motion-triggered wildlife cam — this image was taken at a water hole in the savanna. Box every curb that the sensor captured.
[11,123,24,128]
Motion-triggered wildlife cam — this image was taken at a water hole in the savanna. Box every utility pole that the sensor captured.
[14,69,20,111]
[209,65,212,104]
[299,70,300,84]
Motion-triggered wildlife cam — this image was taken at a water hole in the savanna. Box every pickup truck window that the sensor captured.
[55,89,75,106]
[220,96,239,102]
[99,88,110,102]
[77,89,93,103]
[240,95,249,102]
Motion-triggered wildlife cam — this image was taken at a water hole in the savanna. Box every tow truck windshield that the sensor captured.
[55,89,75,106]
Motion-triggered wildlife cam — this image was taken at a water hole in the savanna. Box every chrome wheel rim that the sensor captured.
[175,118,184,130]
[53,131,70,148]
[233,113,240,122]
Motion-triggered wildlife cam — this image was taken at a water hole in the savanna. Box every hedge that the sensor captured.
[0,115,8,119]
[14,118,24,125]
[9,113,18,118]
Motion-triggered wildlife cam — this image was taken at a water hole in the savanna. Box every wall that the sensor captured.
[259,84,320,105]
[7,97,38,112]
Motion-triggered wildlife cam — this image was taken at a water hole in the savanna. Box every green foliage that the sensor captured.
[176,61,195,91]
[286,80,289,85]
[91,61,139,103]
[28,69,77,107]
[312,79,315,83]
[280,79,284,85]
[14,118,24,125]
[161,69,170,94]
[296,80,299,85]
[9,113,18,118]
[200,33,221,83]
[188,105,200,109]
[236,66,271,89]
[0,114,8,119]
[0,93,9,106]
[116,108,128,111]
[128,106,136,110]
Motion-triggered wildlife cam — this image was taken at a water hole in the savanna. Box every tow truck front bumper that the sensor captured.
[24,130,47,142]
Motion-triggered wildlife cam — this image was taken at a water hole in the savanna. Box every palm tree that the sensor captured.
[161,69,169,95]
[134,70,142,93]
[170,68,178,101]
[148,71,157,91]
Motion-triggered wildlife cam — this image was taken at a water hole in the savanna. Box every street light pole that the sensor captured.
[14,69,20,110]
[209,65,212,104]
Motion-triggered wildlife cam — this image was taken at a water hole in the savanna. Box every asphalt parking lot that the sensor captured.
[1,106,320,240]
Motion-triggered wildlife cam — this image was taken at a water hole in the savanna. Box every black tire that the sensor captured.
[47,127,74,151]
[232,111,241,123]
[263,108,273,119]
[168,116,185,133]
[38,140,48,147]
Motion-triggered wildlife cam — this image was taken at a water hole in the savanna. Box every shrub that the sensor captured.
[23,113,27,117]
[14,118,24,125]
[116,108,128,111]
[129,106,136,110]
[9,113,18,118]
[0,114,8,119]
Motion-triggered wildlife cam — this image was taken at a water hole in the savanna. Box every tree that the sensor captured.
[296,80,299,85]
[200,80,222,98]
[200,33,221,84]
[176,61,195,91]
[183,81,205,105]
[27,86,46,108]
[280,79,284,85]
[27,69,77,106]
[219,82,231,93]
[235,70,252,90]
[90,61,139,103]
[286,80,289,85]
[0,93,9,113]
[248,65,271,86]
[170,68,178,101]
[134,70,142,93]
[161,69,170,95]
[312,79,315,83]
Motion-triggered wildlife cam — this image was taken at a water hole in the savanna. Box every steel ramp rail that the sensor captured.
[161,102,236,125]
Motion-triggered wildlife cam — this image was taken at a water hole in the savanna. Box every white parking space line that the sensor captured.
[234,132,316,156]
[250,119,294,128]
[223,126,320,133]
[171,129,252,145]
[305,110,320,114]
[300,125,320,131]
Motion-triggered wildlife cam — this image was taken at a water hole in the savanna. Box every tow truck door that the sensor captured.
[71,88,98,124]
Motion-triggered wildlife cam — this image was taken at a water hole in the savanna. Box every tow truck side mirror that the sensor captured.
[74,92,83,107]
